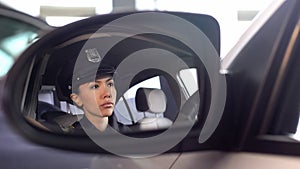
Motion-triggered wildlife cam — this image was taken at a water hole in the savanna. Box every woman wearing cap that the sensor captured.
[55,41,130,133]
[68,63,131,133]
[70,73,116,132]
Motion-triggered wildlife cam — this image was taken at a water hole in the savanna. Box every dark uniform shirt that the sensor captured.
[71,114,131,134]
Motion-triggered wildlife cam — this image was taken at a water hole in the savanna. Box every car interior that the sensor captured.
[25,31,211,135]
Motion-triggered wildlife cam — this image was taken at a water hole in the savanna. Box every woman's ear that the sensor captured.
[70,93,83,107]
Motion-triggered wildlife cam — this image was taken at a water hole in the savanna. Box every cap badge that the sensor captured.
[85,48,101,63]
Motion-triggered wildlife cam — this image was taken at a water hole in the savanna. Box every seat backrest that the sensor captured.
[37,101,79,132]
[135,88,173,130]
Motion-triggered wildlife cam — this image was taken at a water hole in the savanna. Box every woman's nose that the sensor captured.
[101,86,112,98]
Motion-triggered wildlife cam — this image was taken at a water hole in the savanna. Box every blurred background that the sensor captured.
[1,0,274,57]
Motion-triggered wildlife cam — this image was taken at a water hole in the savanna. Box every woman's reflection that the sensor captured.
[67,63,131,133]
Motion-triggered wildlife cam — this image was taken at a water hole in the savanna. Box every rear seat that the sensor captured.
[38,85,81,132]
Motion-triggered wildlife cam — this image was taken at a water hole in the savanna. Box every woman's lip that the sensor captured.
[101,102,114,107]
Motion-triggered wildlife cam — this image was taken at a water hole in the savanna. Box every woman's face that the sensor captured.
[71,76,117,118]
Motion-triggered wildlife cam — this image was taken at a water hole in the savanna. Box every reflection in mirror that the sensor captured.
[115,74,186,132]
[115,76,162,125]
[37,85,83,133]
[22,32,204,136]
[177,68,198,99]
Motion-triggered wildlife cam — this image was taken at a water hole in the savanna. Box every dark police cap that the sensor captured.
[55,39,115,103]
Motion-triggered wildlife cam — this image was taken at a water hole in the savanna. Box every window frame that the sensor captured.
[240,0,300,156]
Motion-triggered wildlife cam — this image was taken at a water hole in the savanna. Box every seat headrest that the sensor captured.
[135,88,167,114]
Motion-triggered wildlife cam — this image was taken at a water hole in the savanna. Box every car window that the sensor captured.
[177,68,198,99]
[0,16,39,77]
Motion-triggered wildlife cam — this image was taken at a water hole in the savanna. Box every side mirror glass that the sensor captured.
[2,11,225,156]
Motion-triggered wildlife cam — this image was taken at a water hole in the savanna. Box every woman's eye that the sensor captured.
[107,82,114,87]
[90,84,99,89]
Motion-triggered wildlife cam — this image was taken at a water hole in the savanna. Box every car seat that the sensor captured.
[135,88,173,130]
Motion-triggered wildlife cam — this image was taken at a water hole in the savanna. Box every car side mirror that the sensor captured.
[1,11,226,157]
